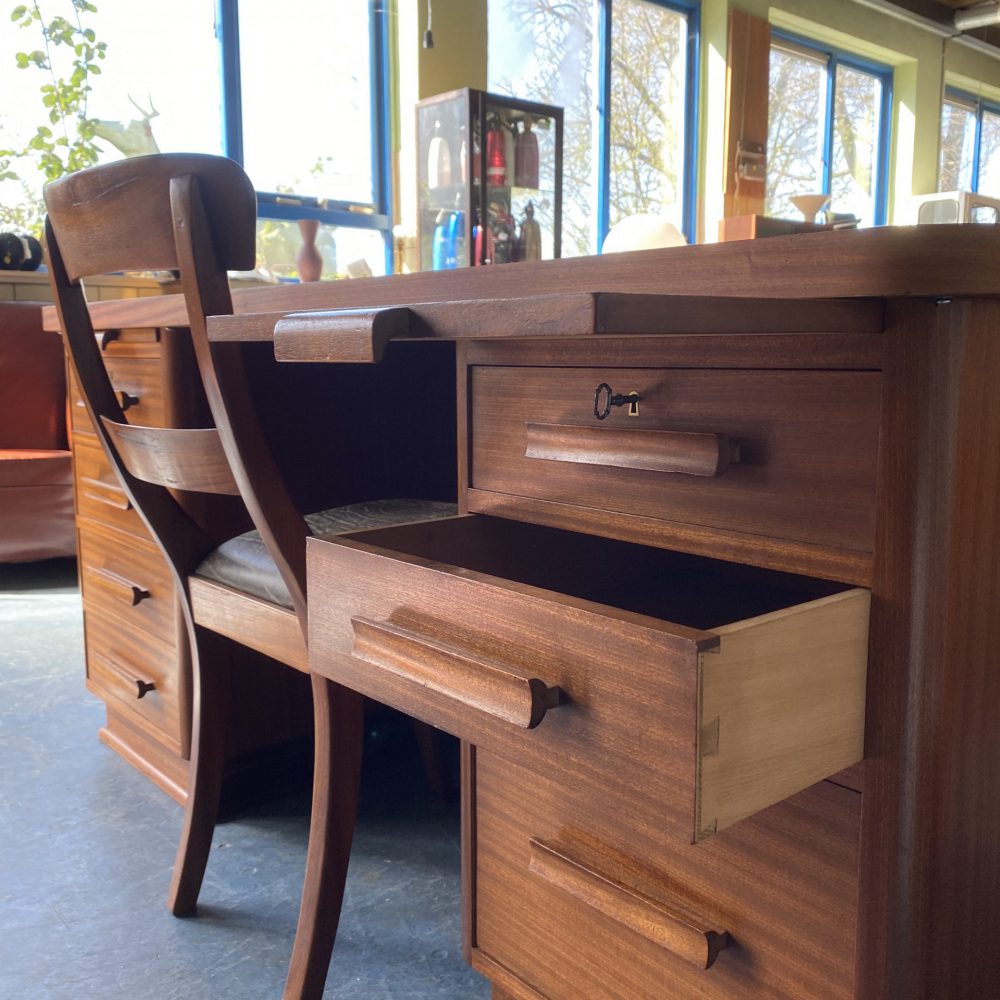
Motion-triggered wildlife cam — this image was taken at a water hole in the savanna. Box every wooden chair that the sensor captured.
[44,153,453,999]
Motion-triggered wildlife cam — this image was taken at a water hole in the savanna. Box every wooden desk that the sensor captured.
[202,226,999,1000]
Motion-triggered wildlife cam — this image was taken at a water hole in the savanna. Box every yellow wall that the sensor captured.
[395,0,1000,242]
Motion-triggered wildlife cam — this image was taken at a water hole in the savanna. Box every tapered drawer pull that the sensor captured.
[117,390,140,412]
[100,653,157,700]
[80,479,133,511]
[91,566,150,606]
[525,422,740,477]
[349,616,563,729]
[528,838,730,970]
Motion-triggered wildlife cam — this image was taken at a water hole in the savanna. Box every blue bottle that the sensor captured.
[432,210,450,270]
[446,210,464,268]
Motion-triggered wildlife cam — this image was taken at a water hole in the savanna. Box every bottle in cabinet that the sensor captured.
[417,88,562,270]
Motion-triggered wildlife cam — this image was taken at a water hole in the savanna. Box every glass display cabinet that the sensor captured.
[416,88,563,270]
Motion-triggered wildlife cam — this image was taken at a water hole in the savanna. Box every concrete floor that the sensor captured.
[0,559,490,999]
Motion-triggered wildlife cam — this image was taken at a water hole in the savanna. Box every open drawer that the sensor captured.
[307,515,868,842]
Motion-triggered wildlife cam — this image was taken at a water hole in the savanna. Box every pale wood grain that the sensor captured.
[697,588,870,838]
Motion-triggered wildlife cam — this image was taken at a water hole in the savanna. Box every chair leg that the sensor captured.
[167,626,232,917]
[283,674,364,1000]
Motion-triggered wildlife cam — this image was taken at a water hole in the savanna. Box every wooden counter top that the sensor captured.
[41,225,1000,334]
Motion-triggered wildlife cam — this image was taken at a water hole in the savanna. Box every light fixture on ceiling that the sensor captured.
[954,1,1000,32]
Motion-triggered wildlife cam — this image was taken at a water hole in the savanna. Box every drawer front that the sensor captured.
[469,366,880,553]
[79,519,176,646]
[73,431,146,536]
[471,748,860,1000]
[85,601,183,753]
[308,515,867,844]
[70,354,165,434]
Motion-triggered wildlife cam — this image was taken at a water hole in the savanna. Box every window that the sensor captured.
[767,34,891,227]
[488,0,698,254]
[0,1,391,277]
[220,0,392,277]
[939,89,1000,196]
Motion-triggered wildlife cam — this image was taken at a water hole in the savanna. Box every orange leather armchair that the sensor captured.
[0,300,76,562]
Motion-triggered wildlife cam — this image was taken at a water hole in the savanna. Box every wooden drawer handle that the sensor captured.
[91,566,151,606]
[80,479,133,511]
[117,389,140,412]
[525,422,740,477]
[101,653,157,700]
[528,839,729,970]
[350,616,563,729]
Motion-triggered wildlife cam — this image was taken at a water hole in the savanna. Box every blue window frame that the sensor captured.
[488,0,699,253]
[597,0,700,247]
[939,88,1000,195]
[767,31,892,227]
[215,0,394,275]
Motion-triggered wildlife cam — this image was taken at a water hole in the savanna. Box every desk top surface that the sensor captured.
[41,224,1000,336]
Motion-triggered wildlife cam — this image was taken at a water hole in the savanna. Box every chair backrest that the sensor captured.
[45,153,310,626]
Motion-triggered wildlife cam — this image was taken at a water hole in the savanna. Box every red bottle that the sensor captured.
[515,118,539,189]
[486,121,507,186]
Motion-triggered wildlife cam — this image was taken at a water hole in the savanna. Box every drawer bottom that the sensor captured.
[468,747,860,1000]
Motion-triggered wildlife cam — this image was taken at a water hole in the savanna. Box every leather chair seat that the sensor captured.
[195,498,456,608]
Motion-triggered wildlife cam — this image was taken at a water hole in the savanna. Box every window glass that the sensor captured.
[939,98,977,192]
[977,108,1000,195]
[766,44,828,220]
[86,0,222,161]
[0,0,221,234]
[608,0,688,233]
[256,219,386,280]
[831,65,882,227]
[488,0,596,255]
[238,0,374,205]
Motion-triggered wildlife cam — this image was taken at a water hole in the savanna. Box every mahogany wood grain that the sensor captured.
[42,153,255,282]
[273,305,413,363]
[308,515,865,843]
[101,707,189,804]
[464,332,884,370]
[855,297,1000,1000]
[281,676,364,1000]
[188,577,308,674]
[167,625,233,916]
[350,616,564,730]
[79,520,174,641]
[99,420,241,495]
[259,292,882,354]
[527,838,730,969]
[525,422,740,477]
[471,365,881,555]
[470,750,860,1000]
[40,226,1000,339]
[85,603,182,753]
[467,489,874,586]
[72,430,145,535]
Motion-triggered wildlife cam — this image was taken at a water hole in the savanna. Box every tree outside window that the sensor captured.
[939,90,1000,196]
[766,36,890,227]
[488,0,696,254]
